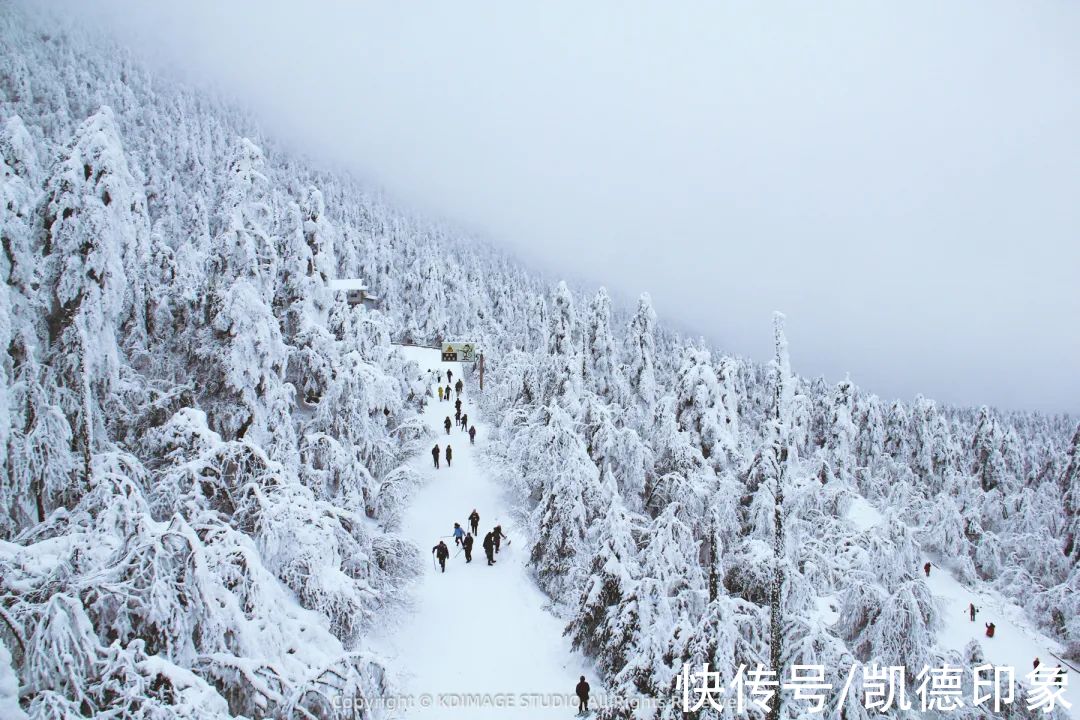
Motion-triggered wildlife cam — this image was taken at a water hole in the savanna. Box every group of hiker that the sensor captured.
[431,369,477,469]
[437,374,465,402]
[431,509,508,571]
[925,562,1066,678]
[428,366,594,714]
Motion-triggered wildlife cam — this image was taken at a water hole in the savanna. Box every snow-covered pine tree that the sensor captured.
[625,292,658,420]
[36,106,148,484]
[530,404,601,603]
[583,286,625,402]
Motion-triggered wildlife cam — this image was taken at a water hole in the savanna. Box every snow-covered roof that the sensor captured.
[330,278,368,291]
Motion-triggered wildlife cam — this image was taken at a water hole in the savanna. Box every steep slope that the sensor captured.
[371,347,591,719]
[847,497,1080,717]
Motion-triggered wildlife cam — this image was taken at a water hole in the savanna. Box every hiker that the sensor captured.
[969,603,977,622]
[438,386,443,401]
[431,444,440,469]
[456,379,464,398]
[444,417,452,435]
[985,622,996,638]
[445,384,452,402]
[455,407,462,424]
[460,413,469,430]
[447,369,453,384]
[446,445,453,467]
[432,541,449,573]
[455,398,462,414]
[923,562,931,577]
[1034,658,1040,670]
[469,509,480,536]
[469,425,476,444]
[492,525,506,554]
[463,532,474,562]
[453,523,465,546]
[575,676,590,715]
[482,532,496,565]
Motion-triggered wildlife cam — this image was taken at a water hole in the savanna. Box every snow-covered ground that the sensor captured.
[845,497,1079,717]
[370,347,589,718]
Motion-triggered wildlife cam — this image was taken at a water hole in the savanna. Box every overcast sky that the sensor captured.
[43,0,1080,413]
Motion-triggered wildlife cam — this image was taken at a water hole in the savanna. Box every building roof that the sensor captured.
[330,278,368,291]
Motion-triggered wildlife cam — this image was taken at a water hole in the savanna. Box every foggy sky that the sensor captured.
[41,0,1080,413]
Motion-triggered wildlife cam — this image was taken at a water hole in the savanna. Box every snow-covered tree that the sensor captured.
[625,292,658,417]
[582,286,625,402]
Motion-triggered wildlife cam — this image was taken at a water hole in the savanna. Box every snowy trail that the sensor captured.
[846,498,1079,716]
[370,347,587,719]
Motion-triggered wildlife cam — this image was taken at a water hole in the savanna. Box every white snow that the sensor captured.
[845,497,1079,716]
[370,347,589,719]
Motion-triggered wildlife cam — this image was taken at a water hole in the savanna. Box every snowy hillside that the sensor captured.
[1,2,1078,719]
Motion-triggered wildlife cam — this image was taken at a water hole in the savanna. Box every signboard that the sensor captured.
[442,341,480,363]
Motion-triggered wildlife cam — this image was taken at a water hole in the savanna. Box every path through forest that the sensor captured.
[370,347,587,719]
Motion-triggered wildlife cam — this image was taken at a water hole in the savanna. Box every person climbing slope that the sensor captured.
[453,522,465,546]
[438,386,443,401]
[492,525,506,554]
[445,384,452,402]
[969,602,977,622]
[447,369,453,384]
[460,413,469,431]
[482,531,496,565]
[463,532,474,563]
[444,417,452,435]
[985,622,996,638]
[431,444,440,469]
[446,445,453,467]
[455,378,463,398]
[923,562,931,577]
[432,541,449,573]
[468,509,480,536]
[469,425,476,444]
[455,398,462,414]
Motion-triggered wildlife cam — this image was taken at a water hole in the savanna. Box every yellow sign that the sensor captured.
[442,341,480,362]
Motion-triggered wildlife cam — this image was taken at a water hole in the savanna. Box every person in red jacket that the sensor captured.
[985,622,996,638]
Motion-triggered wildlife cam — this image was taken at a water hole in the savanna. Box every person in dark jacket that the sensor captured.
[444,417,452,434]
[431,444,440,469]
[446,445,453,467]
[432,541,449,573]
[492,525,506,554]
[482,532,495,565]
[445,384,452,402]
[468,509,480,536]
[460,413,469,430]
[463,532,474,562]
[455,398,462,413]
[575,676,590,715]
[455,407,462,424]
[455,379,464,398]
[447,369,453,384]
[469,425,476,444]
[969,602,977,622]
